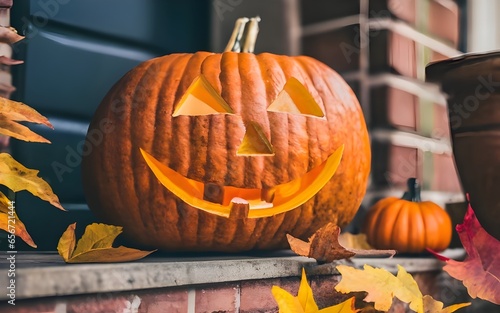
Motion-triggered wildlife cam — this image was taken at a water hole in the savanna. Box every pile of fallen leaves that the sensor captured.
[273,202,500,312]
[273,266,470,313]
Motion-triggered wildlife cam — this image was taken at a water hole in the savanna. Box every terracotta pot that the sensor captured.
[426,51,500,240]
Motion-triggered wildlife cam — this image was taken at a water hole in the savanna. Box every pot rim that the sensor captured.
[426,50,500,82]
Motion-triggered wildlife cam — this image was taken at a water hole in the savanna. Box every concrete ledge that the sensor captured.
[0,249,464,301]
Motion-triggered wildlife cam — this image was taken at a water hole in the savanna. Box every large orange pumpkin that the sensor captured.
[363,178,452,253]
[81,17,371,252]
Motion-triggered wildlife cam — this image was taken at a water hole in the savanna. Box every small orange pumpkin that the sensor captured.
[363,178,452,253]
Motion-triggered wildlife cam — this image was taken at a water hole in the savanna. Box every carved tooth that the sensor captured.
[229,198,250,219]
[203,182,224,204]
[261,187,275,203]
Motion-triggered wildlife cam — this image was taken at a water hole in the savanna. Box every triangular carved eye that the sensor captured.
[237,122,275,156]
[267,77,324,118]
[173,75,234,117]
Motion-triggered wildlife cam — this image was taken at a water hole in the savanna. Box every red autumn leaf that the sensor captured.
[430,201,500,304]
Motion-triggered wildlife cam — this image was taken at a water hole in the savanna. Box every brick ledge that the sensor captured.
[0,249,464,301]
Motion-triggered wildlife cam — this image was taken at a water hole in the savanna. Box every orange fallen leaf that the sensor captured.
[287,223,395,263]
[272,268,358,313]
[0,97,53,143]
[57,223,156,263]
[335,264,470,313]
[0,153,63,210]
[0,191,36,248]
[430,200,500,305]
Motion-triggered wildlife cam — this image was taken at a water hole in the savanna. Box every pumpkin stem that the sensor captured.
[402,178,421,202]
[224,16,261,53]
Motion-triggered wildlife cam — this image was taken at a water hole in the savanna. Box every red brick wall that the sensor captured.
[0,271,476,313]
[300,0,463,203]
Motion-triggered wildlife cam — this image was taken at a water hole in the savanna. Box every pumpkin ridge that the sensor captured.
[201,54,227,185]
[290,58,321,171]
[291,194,317,239]
[244,217,267,250]
[104,66,141,227]
[256,214,285,249]
[153,55,193,245]
[237,52,267,189]
[383,200,401,249]
[293,57,327,113]
[188,116,204,247]
[257,53,289,187]
[137,56,182,237]
[269,208,302,248]
[214,217,239,248]
[393,202,416,250]
[256,56,301,248]
[171,53,211,247]
[136,65,164,235]
[294,59,333,167]
[420,205,433,250]
[199,55,224,247]
[294,58,330,162]
[228,218,257,250]
[124,61,158,231]
[220,52,245,188]
[415,202,426,252]
[274,56,309,183]
[391,203,404,250]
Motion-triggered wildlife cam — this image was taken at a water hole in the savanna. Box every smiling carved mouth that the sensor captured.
[140,145,343,219]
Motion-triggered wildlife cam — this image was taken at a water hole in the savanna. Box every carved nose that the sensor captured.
[236,121,274,156]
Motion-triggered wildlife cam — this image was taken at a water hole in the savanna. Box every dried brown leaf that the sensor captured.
[287,223,395,263]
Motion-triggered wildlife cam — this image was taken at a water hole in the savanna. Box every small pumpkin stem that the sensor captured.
[402,178,421,202]
[224,16,261,53]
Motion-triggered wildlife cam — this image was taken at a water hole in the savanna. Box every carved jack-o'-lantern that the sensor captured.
[81,18,371,252]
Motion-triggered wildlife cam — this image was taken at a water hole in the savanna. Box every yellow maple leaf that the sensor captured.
[57,223,156,263]
[272,268,358,313]
[0,191,36,247]
[0,97,53,143]
[0,153,63,210]
[335,265,470,313]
